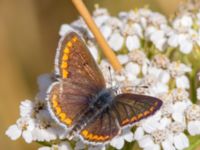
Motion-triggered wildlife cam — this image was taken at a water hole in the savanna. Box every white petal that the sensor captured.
[125,62,140,76]
[151,83,168,95]
[179,38,193,54]
[117,55,129,64]
[162,140,175,150]
[122,128,134,142]
[142,119,159,133]
[138,135,155,148]
[134,127,144,140]
[100,25,112,39]
[158,117,171,130]
[150,30,165,42]
[172,112,185,123]
[126,35,141,51]
[20,100,34,117]
[188,121,200,135]
[154,38,167,51]
[108,32,124,51]
[38,146,51,150]
[145,26,157,39]
[144,144,160,150]
[172,102,188,113]
[5,124,21,140]
[173,133,189,150]
[74,141,85,150]
[168,33,179,47]
[176,75,190,89]
[94,15,109,27]
[197,88,200,100]
[180,16,193,28]
[110,136,124,149]
[59,142,72,150]
[159,71,170,84]
[22,130,33,143]
[88,145,105,150]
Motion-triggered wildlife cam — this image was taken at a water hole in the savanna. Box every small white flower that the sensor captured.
[128,50,147,65]
[168,62,191,77]
[5,124,21,140]
[152,54,169,69]
[125,62,140,76]
[6,117,35,143]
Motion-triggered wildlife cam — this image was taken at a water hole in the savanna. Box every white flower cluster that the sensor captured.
[60,6,200,55]
[6,74,69,145]
[6,6,200,150]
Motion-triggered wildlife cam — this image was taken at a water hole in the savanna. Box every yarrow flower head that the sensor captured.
[6,1,200,150]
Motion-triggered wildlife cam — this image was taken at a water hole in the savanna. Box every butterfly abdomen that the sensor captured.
[70,89,114,135]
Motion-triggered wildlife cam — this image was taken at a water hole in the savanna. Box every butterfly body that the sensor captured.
[47,32,163,144]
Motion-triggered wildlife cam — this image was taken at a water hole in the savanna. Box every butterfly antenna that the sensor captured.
[108,66,114,87]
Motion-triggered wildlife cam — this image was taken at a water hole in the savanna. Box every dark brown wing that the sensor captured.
[47,32,106,127]
[112,94,162,126]
[54,32,105,91]
[80,109,120,143]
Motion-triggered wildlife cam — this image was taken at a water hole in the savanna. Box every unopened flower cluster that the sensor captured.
[6,4,200,150]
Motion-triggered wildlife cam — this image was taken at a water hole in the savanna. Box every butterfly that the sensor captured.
[46,32,163,144]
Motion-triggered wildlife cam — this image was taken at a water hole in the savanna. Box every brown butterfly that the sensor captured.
[46,32,162,144]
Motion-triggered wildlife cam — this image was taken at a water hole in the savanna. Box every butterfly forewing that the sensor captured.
[47,32,106,127]
[112,94,163,126]
[55,32,105,91]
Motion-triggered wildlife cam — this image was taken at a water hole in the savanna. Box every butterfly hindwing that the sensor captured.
[47,32,106,127]
[80,109,120,143]
[112,94,162,126]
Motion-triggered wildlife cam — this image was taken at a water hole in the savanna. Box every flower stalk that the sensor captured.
[71,0,122,72]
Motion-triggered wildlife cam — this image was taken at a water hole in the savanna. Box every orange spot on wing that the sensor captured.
[62,54,69,61]
[72,36,78,42]
[138,113,143,119]
[82,130,89,137]
[55,107,61,115]
[64,48,70,54]
[122,118,129,125]
[144,111,150,116]
[131,116,137,122]
[67,42,72,47]
[59,113,66,121]
[62,70,68,78]
[64,118,72,125]
[61,62,68,68]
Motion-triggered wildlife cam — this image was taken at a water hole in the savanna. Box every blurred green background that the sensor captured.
[0,0,184,149]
